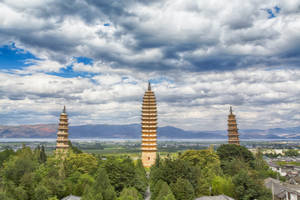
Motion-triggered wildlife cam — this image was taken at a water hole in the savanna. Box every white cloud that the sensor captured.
[23,60,67,73]
[1,67,300,131]
[0,0,300,131]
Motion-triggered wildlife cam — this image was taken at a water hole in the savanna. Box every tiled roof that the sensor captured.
[61,195,81,200]
[195,195,235,200]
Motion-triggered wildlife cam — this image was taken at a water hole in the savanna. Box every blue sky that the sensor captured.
[0,43,38,70]
[1,0,300,131]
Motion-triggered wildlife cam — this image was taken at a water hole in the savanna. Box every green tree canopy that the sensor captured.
[217,144,254,163]
[1,146,38,185]
[179,149,222,197]
[211,176,234,197]
[155,181,175,200]
[151,158,197,188]
[284,149,299,157]
[81,168,116,200]
[171,178,195,200]
[33,185,51,200]
[64,152,98,176]
[118,187,143,200]
[232,170,271,200]
[151,179,164,200]
[0,148,15,167]
[68,141,83,154]
[104,157,145,196]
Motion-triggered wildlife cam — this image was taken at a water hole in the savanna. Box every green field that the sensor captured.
[276,161,300,166]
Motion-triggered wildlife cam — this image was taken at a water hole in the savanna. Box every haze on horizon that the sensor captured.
[0,0,300,131]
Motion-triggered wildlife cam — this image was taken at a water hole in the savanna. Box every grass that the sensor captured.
[276,161,300,166]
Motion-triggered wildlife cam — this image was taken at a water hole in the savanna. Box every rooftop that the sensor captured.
[195,195,235,200]
[61,195,81,200]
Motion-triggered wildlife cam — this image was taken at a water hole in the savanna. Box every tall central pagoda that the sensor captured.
[56,106,70,153]
[227,106,240,145]
[141,82,157,167]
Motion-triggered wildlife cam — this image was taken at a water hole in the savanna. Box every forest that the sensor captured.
[0,144,277,200]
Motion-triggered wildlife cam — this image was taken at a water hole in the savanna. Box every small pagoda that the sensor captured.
[141,82,157,167]
[56,106,70,153]
[227,106,240,145]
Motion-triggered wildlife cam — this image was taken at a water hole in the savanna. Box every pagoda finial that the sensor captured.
[230,106,232,114]
[148,81,151,91]
[63,105,66,113]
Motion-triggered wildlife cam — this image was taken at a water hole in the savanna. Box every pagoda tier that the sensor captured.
[227,106,240,145]
[56,106,70,153]
[141,82,157,167]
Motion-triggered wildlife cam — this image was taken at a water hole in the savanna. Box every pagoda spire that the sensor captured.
[227,106,240,145]
[56,106,70,154]
[141,82,157,167]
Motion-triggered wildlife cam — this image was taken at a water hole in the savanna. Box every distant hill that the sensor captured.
[0,124,300,139]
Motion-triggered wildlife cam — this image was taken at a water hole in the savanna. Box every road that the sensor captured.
[145,186,151,200]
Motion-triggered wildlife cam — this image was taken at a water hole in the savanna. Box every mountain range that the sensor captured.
[0,124,300,139]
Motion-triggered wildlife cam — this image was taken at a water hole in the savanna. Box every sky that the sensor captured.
[1,0,300,131]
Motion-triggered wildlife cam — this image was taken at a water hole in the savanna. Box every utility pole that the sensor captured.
[272,181,275,200]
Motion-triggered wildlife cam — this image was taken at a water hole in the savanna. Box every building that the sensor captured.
[61,195,81,200]
[56,106,70,153]
[267,158,300,177]
[264,178,300,200]
[196,195,235,200]
[141,82,157,167]
[227,106,240,145]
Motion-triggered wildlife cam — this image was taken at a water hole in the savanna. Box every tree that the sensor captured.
[41,177,66,199]
[151,179,164,200]
[232,170,271,200]
[221,158,249,176]
[14,186,28,200]
[118,187,143,200]
[253,148,268,171]
[162,193,176,200]
[217,144,254,164]
[179,150,222,196]
[252,149,280,180]
[40,145,47,163]
[150,166,163,194]
[284,149,299,157]
[0,148,15,167]
[82,187,102,200]
[64,153,98,176]
[34,145,47,164]
[171,178,195,200]
[217,144,255,173]
[155,181,175,200]
[153,153,161,168]
[68,141,83,154]
[0,191,13,200]
[48,197,59,200]
[1,146,38,185]
[179,149,221,172]
[20,172,35,198]
[211,176,234,197]
[33,185,51,200]
[104,157,138,195]
[0,179,16,199]
[81,168,116,200]
[134,159,148,197]
[73,173,95,196]
[155,158,197,187]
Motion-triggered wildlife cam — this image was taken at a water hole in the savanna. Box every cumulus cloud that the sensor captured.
[1,67,300,130]
[0,0,300,130]
[1,0,300,71]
